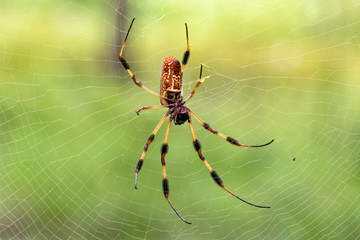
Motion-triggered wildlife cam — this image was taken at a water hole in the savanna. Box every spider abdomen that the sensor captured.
[160,56,183,105]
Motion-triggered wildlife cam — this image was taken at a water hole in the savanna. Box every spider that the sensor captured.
[119,18,274,224]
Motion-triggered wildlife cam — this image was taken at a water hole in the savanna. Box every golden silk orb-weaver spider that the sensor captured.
[119,18,274,224]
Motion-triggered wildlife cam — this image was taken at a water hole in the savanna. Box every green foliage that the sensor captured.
[1,0,360,239]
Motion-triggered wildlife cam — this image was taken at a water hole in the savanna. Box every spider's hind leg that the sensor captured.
[118,18,168,101]
[181,23,190,74]
[135,105,169,115]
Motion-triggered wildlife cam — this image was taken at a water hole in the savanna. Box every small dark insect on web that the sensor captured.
[118,18,274,224]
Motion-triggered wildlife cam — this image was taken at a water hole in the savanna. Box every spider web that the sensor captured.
[1,0,360,239]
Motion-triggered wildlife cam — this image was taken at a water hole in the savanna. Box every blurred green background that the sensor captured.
[1,0,360,239]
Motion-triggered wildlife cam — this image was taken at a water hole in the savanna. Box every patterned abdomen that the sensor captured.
[160,56,183,105]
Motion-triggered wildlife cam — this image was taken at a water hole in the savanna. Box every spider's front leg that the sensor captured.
[186,107,274,147]
[134,112,170,189]
[188,114,270,209]
[160,116,191,224]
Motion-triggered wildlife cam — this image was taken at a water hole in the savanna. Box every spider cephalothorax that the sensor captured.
[119,18,274,224]
[170,104,188,125]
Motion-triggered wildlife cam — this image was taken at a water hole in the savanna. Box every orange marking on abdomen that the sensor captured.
[160,56,183,105]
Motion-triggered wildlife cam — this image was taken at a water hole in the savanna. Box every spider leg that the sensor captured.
[136,105,170,115]
[183,64,205,104]
[188,115,270,208]
[135,111,170,189]
[181,23,190,74]
[119,18,167,100]
[161,117,191,224]
[186,107,274,147]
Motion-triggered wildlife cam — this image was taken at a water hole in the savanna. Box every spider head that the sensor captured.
[173,106,189,125]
